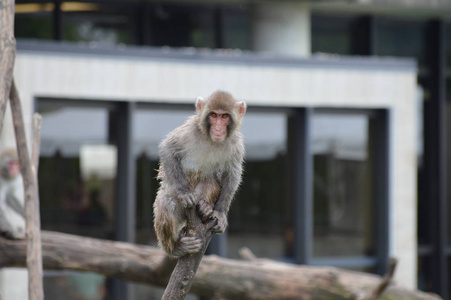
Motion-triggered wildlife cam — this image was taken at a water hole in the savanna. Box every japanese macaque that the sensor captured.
[154,90,246,257]
[0,149,25,239]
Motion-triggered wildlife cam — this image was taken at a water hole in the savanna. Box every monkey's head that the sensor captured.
[0,149,20,180]
[195,90,246,143]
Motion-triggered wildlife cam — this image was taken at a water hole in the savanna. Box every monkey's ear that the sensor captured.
[237,101,247,117]
[195,97,205,112]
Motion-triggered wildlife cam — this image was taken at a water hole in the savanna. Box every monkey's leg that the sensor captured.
[154,194,203,257]
[195,178,220,222]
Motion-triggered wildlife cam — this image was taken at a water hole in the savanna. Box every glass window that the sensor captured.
[311,113,375,259]
[150,4,215,48]
[447,101,451,245]
[62,3,137,45]
[449,258,451,298]
[15,3,54,40]
[446,24,451,68]
[311,14,356,55]
[418,256,435,292]
[228,112,290,260]
[446,77,451,102]
[38,103,116,299]
[375,18,427,67]
[44,271,106,300]
[222,6,251,50]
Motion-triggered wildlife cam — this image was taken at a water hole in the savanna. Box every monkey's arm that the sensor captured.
[159,139,197,207]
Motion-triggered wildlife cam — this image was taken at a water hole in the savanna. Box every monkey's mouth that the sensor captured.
[211,133,226,142]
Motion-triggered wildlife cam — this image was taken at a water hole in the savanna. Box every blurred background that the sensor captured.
[0,0,450,299]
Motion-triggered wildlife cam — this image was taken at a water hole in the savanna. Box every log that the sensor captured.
[0,231,441,300]
[0,0,16,133]
[9,80,44,300]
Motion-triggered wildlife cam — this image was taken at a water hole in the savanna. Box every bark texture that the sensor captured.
[0,0,16,133]
[0,231,441,300]
[162,208,215,300]
[9,80,44,300]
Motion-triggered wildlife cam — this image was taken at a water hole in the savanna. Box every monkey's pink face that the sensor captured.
[8,160,20,177]
[208,110,231,142]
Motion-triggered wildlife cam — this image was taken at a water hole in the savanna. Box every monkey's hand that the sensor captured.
[197,199,214,222]
[178,189,198,208]
[211,211,228,234]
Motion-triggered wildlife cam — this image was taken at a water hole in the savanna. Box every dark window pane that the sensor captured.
[62,3,136,45]
[222,6,251,50]
[312,113,375,258]
[447,101,451,245]
[375,18,427,67]
[447,77,451,102]
[38,106,114,238]
[312,14,355,55]
[446,24,451,68]
[418,255,435,292]
[38,104,115,298]
[15,7,53,40]
[228,113,291,260]
[150,4,215,48]
[44,272,106,300]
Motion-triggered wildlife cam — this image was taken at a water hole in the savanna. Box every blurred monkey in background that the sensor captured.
[0,149,25,239]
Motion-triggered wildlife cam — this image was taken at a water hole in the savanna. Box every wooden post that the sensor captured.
[0,0,16,133]
[9,80,44,300]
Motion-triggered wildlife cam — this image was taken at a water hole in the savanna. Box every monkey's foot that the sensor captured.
[212,211,228,233]
[197,199,213,221]
[174,236,203,256]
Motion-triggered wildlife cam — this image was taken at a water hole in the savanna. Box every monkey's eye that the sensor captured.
[221,114,230,119]
[210,112,218,118]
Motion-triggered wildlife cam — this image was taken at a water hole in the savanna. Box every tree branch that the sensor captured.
[0,231,441,300]
[9,80,44,300]
[162,207,215,299]
[0,0,16,134]
[31,113,42,174]
[364,258,398,300]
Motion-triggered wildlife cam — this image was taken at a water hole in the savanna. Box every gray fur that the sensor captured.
[153,92,245,257]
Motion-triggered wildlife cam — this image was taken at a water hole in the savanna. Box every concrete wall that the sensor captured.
[0,45,418,294]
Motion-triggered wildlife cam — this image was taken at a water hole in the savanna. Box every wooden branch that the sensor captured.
[31,113,42,173]
[239,247,257,261]
[0,0,16,133]
[9,80,44,300]
[0,231,441,300]
[162,207,215,299]
[364,258,398,300]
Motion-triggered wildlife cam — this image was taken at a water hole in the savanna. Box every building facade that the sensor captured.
[1,0,448,299]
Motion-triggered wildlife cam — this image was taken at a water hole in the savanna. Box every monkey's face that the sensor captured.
[208,110,231,142]
[0,157,19,180]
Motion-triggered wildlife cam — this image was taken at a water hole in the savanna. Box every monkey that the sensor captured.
[0,149,25,239]
[153,90,246,257]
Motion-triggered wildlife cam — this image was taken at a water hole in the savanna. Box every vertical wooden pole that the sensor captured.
[9,80,44,300]
[0,0,16,133]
